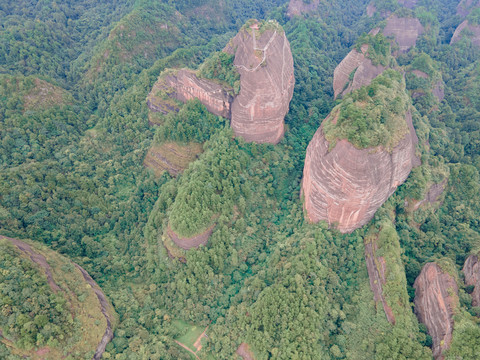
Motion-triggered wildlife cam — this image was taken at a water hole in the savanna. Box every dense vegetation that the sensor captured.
[324,70,410,150]
[1,0,480,359]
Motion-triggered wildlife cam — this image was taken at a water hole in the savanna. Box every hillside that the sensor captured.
[0,236,115,360]
[1,0,480,359]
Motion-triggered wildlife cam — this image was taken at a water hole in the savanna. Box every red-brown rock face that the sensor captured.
[382,15,424,53]
[365,240,396,324]
[333,44,385,99]
[301,111,419,233]
[414,263,458,360]
[451,20,480,48]
[226,23,295,144]
[287,0,319,17]
[147,69,233,118]
[463,254,480,307]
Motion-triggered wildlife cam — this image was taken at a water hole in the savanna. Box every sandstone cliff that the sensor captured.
[225,20,295,144]
[287,0,319,17]
[147,69,233,118]
[463,254,480,307]
[382,15,424,53]
[303,72,419,233]
[333,44,385,99]
[302,111,418,232]
[451,20,480,48]
[414,263,458,360]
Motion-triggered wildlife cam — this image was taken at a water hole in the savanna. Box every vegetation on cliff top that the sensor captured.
[355,32,392,66]
[197,51,241,94]
[323,69,410,150]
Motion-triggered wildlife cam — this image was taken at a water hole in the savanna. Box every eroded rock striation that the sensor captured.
[333,44,385,99]
[414,263,458,359]
[382,15,424,53]
[225,21,295,143]
[147,69,233,118]
[451,20,480,47]
[463,254,480,307]
[302,110,419,233]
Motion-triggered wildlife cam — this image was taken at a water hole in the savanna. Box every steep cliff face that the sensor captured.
[147,69,233,117]
[463,254,480,307]
[302,111,418,233]
[287,0,319,17]
[333,44,385,99]
[414,263,458,360]
[383,15,424,53]
[303,71,419,233]
[225,21,295,144]
[451,20,480,47]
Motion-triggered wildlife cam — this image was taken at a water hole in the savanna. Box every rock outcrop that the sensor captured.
[457,0,480,17]
[365,238,396,324]
[333,44,385,99]
[382,15,424,53]
[302,110,419,233]
[397,0,418,9]
[167,224,214,250]
[147,21,294,144]
[451,20,480,47]
[463,254,480,307]
[414,263,458,359]
[147,69,233,118]
[144,142,203,177]
[287,0,319,17]
[225,21,295,143]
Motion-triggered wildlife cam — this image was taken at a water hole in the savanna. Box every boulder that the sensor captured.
[414,263,458,359]
[287,0,320,17]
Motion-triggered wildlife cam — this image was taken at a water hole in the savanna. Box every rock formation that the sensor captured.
[144,142,203,177]
[333,44,385,99]
[414,263,458,360]
[463,254,480,307]
[451,20,480,48]
[365,238,396,324]
[457,0,480,17]
[147,69,233,118]
[302,108,419,233]
[287,0,319,17]
[225,21,295,144]
[382,15,424,53]
[147,20,294,144]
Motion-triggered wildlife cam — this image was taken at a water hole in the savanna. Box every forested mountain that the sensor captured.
[1,0,480,359]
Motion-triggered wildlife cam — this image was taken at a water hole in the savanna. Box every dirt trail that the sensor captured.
[0,235,113,360]
[175,340,201,360]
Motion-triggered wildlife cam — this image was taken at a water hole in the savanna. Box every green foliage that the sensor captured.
[355,33,392,66]
[467,7,480,26]
[154,99,227,144]
[0,241,72,349]
[198,51,240,94]
[323,70,410,150]
[168,129,245,238]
